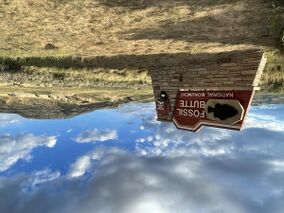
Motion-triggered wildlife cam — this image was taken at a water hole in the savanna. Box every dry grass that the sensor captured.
[0,0,283,58]
[0,86,154,103]
[0,0,283,93]
[261,51,284,92]
[0,66,151,88]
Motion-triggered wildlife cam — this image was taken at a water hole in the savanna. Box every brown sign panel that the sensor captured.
[172,90,254,132]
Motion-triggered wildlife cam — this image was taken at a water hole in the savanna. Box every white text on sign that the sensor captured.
[177,100,206,118]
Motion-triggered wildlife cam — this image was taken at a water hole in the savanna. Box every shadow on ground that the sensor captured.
[97,0,242,9]
[1,49,261,70]
[115,1,283,49]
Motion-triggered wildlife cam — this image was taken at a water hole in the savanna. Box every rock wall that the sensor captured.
[150,49,267,120]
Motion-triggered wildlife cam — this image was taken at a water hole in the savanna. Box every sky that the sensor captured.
[0,102,284,213]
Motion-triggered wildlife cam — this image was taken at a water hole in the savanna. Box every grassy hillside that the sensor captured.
[0,0,283,93]
[0,0,283,57]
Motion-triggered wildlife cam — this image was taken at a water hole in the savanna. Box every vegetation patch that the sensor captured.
[0,66,151,88]
[0,58,21,72]
[261,51,284,92]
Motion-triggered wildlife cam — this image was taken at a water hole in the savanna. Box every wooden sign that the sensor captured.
[172,90,254,132]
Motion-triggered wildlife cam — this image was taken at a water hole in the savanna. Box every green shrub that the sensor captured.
[53,72,66,80]
[0,58,21,72]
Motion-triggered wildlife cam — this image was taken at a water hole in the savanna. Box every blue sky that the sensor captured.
[0,102,284,213]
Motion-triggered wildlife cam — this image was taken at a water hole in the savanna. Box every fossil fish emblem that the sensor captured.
[207,103,238,120]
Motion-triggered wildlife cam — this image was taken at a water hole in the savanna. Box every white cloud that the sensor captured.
[67,148,125,179]
[135,122,232,157]
[0,114,21,127]
[266,160,284,172]
[0,133,57,172]
[124,199,167,213]
[28,169,60,188]
[255,104,284,110]
[75,129,118,143]
[2,144,284,213]
[68,155,92,178]
[244,113,284,131]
